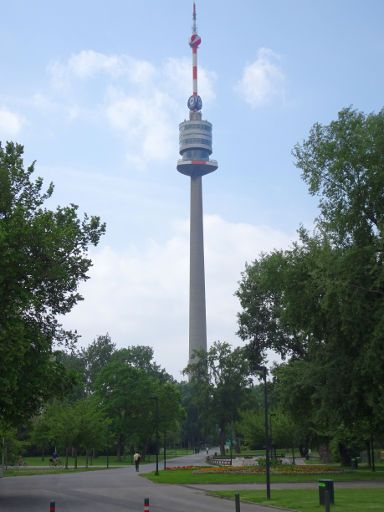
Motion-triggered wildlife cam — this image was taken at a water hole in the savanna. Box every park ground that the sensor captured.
[1,450,384,511]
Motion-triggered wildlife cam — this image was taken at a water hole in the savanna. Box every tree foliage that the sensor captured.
[0,142,105,425]
[32,397,110,458]
[236,107,384,461]
[80,333,116,394]
[95,356,183,458]
[184,341,252,454]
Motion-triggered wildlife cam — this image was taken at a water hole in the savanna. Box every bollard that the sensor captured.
[49,501,55,512]
[235,492,240,512]
[324,489,330,512]
[144,497,150,512]
[319,479,334,505]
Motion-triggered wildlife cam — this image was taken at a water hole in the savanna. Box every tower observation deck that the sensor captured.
[177,2,218,365]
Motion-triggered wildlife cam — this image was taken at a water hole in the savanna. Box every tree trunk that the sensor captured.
[219,427,226,455]
[366,440,371,467]
[298,444,309,458]
[319,442,331,464]
[370,434,376,472]
[338,442,351,466]
[116,436,124,461]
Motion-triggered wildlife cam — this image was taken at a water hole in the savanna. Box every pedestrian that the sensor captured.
[50,449,59,466]
[133,451,141,472]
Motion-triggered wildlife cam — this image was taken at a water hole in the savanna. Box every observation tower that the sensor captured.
[177,2,218,365]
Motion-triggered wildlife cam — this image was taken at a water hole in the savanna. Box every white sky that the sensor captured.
[1,0,383,378]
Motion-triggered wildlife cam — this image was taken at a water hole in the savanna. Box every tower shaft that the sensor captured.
[189,176,207,360]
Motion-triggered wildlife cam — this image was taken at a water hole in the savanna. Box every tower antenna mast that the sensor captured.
[192,1,197,34]
[190,2,201,99]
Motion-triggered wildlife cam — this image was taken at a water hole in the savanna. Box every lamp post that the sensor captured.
[255,365,271,500]
[150,396,160,475]
[270,413,276,461]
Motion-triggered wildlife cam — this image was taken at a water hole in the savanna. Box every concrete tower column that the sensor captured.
[189,175,207,361]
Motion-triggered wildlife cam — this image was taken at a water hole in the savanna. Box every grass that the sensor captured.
[210,488,384,511]
[2,467,108,477]
[18,449,193,468]
[144,468,384,485]
[21,455,129,467]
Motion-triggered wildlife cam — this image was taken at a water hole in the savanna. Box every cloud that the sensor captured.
[49,50,156,91]
[0,107,25,139]
[45,51,216,169]
[105,88,176,169]
[61,215,294,378]
[235,48,286,108]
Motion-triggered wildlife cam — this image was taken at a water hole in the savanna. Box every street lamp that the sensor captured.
[255,365,271,500]
[270,413,276,461]
[150,396,160,475]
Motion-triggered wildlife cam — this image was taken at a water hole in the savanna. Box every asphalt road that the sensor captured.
[1,451,382,512]
[0,451,286,512]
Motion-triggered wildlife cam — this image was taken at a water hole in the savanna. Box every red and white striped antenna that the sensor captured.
[189,2,201,97]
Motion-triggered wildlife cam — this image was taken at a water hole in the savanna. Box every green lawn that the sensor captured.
[144,468,384,485]
[211,488,384,511]
[21,455,129,467]
[20,449,193,468]
[3,467,108,477]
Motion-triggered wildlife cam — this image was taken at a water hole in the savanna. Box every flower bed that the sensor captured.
[165,465,206,471]
[194,464,344,475]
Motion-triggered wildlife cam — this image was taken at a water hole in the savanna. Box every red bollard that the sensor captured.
[144,497,150,512]
[49,501,55,512]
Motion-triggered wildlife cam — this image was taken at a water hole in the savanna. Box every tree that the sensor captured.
[293,107,384,246]
[236,107,384,462]
[95,359,183,459]
[111,345,173,382]
[31,397,110,466]
[73,397,110,461]
[32,400,79,461]
[180,381,212,450]
[184,341,252,455]
[80,333,116,394]
[0,142,105,426]
[56,350,87,402]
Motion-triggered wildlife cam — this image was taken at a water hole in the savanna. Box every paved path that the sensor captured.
[1,451,382,512]
[0,451,280,512]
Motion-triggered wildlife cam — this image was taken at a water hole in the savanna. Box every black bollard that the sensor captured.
[144,497,150,512]
[235,492,240,512]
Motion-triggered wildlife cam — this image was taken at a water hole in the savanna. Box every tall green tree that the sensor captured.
[73,397,110,459]
[95,359,182,458]
[184,341,252,455]
[112,345,173,382]
[0,142,105,426]
[32,397,110,465]
[236,107,384,463]
[80,333,116,394]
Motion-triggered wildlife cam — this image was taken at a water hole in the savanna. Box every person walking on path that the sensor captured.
[133,451,141,472]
